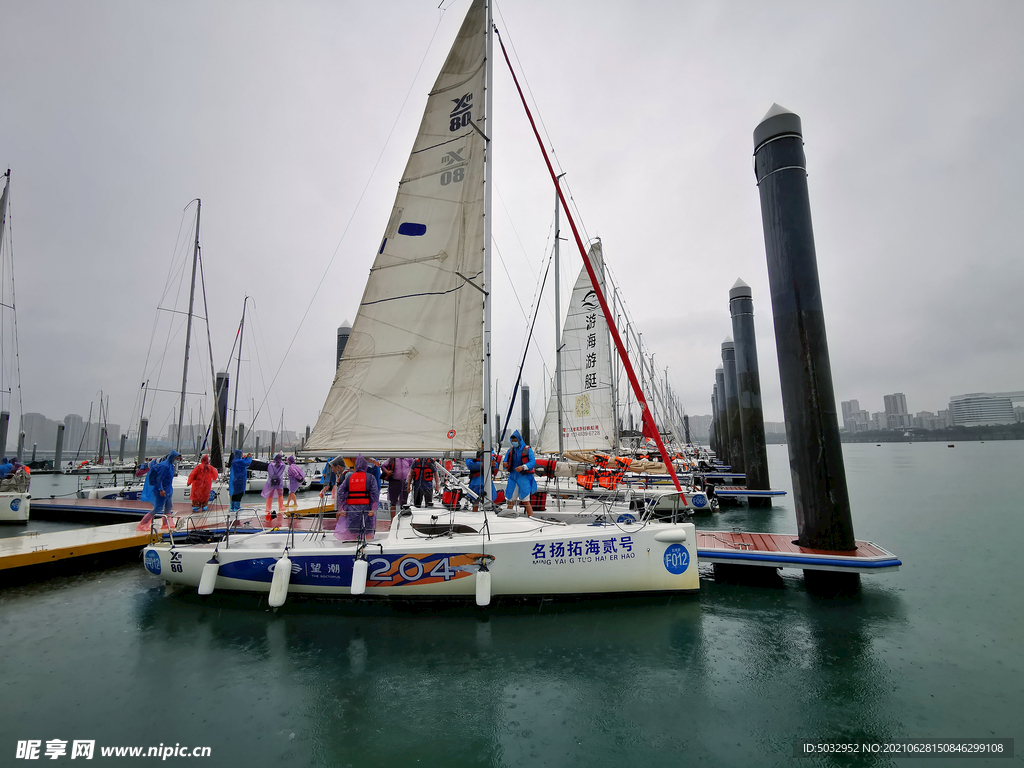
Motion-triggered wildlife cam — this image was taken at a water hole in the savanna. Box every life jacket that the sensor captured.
[347,472,371,506]
[598,470,623,490]
[506,444,533,473]
[593,453,610,469]
[614,456,632,471]
[412,460,434,484]
[576,471,596,490]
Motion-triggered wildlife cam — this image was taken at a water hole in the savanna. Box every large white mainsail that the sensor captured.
[537,241,616,453]
[306,0,487,455]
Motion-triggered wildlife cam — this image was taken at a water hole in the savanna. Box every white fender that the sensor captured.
[198,556,220,595]
[654,528,688,543]
[268,554,292,608]
[475,567,492,607]
[351,558,368,595]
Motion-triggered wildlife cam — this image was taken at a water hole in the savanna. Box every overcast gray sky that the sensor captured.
[2,0,1022,440]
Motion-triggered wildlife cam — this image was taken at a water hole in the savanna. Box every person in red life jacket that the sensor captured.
[333,454,379,541]
[382,457,413,512]
[503,430,536,516]
[410,457,436,508]
[186,454,219,513]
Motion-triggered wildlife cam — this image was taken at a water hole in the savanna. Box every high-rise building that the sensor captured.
[949,393,1020,427]
[884,393,910,430]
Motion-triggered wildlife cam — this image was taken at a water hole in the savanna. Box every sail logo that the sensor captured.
[450,92,473,131]
[581,290,598,310]
[575,393,591,418]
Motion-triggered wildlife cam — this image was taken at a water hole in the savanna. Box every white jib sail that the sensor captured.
[306,0,487,455]
[537,241,616,453]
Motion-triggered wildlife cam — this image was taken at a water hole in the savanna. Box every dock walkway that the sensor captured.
[0,522,156,570]
[696,530,901,573]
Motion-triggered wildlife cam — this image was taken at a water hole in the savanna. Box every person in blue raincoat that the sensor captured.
[503,430,536,516]
[136,450,181,530]
[0,457,13,480]
[466,441,497,512]
[228,449,253,512]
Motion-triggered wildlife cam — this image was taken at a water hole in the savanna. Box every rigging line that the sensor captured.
[499,253,552,447]
[245,10,450,430]
[197,250,226,464]
[492,238,527,320]
[493,182,537,282]
[496,26,684,495]
[138,207,191,424]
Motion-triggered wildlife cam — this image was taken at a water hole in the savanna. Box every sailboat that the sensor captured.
[0,170,29,523]
[142,0,697,604]
[532,240,709,518]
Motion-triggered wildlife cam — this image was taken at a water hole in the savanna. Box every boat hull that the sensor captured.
[143,521,699,599]
[0,493,29,523]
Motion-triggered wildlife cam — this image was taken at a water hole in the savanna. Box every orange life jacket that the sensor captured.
[614,456,632,471]
[347,472,371,506]
[593,453,610,469]
[576,471,596,490]
[598,470,623,490]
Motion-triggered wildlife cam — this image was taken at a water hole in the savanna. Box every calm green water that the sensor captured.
[1,443,1021,766]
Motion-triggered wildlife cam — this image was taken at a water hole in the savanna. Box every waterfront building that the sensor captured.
[884,393,911,430]
[948,392,1021,427]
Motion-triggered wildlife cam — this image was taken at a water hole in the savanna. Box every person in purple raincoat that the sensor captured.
[333,454,379,541]
[285,455,305,509]
[262,453,286,521]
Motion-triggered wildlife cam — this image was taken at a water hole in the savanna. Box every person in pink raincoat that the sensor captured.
[262,453,286,521]
[285,455,305,509]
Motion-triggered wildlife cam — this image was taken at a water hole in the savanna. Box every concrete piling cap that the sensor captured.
[716,365,724,373]
[729,278,752,301]
[722,336,735,351]
[338,319,352,333]
[754,103,802,149]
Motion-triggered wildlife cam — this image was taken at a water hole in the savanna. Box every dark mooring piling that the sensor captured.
[714,367,729,468]
[753,103,858,594]
[729,279,770,506]
[721,338,745,476]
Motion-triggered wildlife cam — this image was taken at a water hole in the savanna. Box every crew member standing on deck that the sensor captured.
[503,430,536,516]
[466,441,497,512]
[187,454,218,513]
[137,450,181,530]
[262,453,287,522]
[410,457,436,508]
[334,454,379,541]
[285,455,305,509]
[228,449,253,512]
[382,457,413,511]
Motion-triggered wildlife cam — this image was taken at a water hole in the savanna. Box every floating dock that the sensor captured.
[696,530,901,573]
[31,498,201,518]
[712,485,787,499]
[0,522,156,571]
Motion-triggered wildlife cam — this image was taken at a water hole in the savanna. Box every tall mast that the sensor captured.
[554,178,564,457]
[482,0,494,498]
[606,261,619,453]
[231,296,248,451]
[176,199,201,453]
